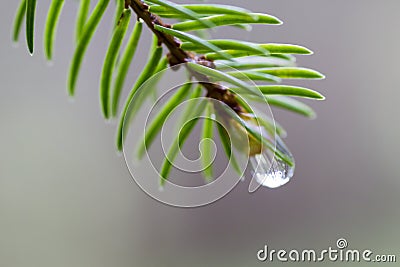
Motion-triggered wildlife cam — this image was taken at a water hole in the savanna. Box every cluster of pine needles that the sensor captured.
[12,0,325,183]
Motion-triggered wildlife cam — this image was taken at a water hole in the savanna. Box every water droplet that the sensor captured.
[46,60,54,67]
[12,42,20,49]
[104,118,113,125]
[67,96,76,103]
[249,135,295,189]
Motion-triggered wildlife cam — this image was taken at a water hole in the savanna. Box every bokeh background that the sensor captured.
[1,0,399,266]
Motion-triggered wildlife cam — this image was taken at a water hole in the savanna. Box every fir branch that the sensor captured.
[127,0,243,113]
[11,0,326,185]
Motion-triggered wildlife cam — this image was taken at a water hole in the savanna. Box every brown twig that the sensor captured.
[127,0,243,113]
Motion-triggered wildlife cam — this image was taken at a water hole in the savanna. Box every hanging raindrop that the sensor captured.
[249,135,295,189]
[222,107,295,190]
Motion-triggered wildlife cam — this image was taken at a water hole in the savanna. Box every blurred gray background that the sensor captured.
[1,0,399,266]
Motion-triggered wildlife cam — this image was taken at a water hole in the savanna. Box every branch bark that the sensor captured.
[127,0,242,113]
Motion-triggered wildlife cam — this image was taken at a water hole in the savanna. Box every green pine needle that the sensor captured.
[185,42,312,57]
[150,4,254,18]
[187,62,260,96]
[160,86,206,185]
[100,9,131,119]
[68,0,111,96]
[44,0,65,61]
[224,71,281,83]
[266,96,317,118]
[116,37,163,151]
[215,121,242,176]
[172,13,282,32]
[255,67,325,80]
[145,0,215,29]
[256,85,325,100]
[12,0,27,42]
[154,25,232,61]
[113,0,125,28]
[26,0,37,54]
[111,21,143,117]
[75,0,90,42]
[137,82,193,159]
[200,102,215,181]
